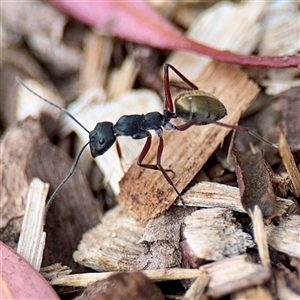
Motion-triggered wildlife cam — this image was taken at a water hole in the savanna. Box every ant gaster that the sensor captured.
[17,64,277,220]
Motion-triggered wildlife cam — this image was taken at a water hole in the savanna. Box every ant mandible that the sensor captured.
[17,64,277,219]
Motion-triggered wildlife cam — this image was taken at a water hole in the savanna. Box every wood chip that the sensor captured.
[279,124,300,197]
[17,178,48,271]
[51,255,271,299]
[181,208,254,264]
[265,214,300,259]
[40,263,72,281]
[137,206,196,270]
[80,33,113,92]
[107,56,140,99]
[2,1,81,75]
[259,2,300,95]
[175,181,297,218]
[73,205,144,272]
[232,149,277,219]
[248,206,270,268]
[202,254,271,298]
[50,268,204,287]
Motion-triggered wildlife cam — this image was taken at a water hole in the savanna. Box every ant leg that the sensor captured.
[155,136,184,204]
[175,118,278,148]
[163,63,175,113]
[115,139,126,173]
[137,136,170,172]
[137,135,184,204]
[163,63,198,115]
[203,119,279,149]
[174,119,198,131]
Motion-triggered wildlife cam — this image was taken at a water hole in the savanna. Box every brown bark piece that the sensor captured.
[1,118,45,246]
[137,206,196,270]
[118,62,259,222]
[272,87,300,151]
[75,271,164,300]
[232,149,277,219]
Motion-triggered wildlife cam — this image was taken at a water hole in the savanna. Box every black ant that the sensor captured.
[17,64,277,219]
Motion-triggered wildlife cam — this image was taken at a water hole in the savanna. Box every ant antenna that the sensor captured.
[16,77,92,221]
[16,77,90,134]
[43,141,90,221]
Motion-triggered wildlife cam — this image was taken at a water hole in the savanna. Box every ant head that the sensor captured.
[89,122,116,157]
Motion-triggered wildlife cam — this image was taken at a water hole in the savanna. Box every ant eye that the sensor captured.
[99,138,105,144]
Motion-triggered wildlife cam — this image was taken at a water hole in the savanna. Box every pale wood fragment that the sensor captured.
[183,269,210,300]
[265,214,300,259]
[16,78,62,128]
[50,268,205,287]
[279,126,300,197]
[40,263,72,281]
[182,208,254,262]
[107,56,140,100]
[2,1,79,75]
[202,255,271,298]
[248,206,270,268]
[80,33,113,92]
[259,2,300,95]
[176,182,297,218]
[73,205,144,271]
[17,178,48,270]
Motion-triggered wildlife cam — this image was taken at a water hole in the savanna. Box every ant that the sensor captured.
[17,64,277,219]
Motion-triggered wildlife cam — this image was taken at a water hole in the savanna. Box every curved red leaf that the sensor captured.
[0,242,59,299]
[50,0,299,68]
